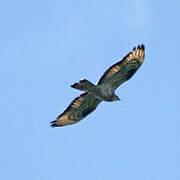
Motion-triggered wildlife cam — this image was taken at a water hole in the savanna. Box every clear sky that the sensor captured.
[1,0,179,179]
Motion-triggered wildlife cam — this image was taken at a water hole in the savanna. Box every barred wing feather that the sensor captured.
[98,45,145,91]
[51,92,101,127]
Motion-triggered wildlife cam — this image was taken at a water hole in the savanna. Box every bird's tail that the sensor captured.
[71,79,96,94]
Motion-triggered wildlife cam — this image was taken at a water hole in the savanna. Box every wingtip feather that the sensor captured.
[140,44,145,50]
[133,44,145,51]
[50,120,57,127]
[71,83,78,88]
[50,120,67,127]
[138,44,145,50]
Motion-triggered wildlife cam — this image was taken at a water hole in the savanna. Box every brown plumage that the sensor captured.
[51,44,145,127]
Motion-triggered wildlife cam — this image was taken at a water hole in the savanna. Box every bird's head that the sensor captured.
[113,95,121,101]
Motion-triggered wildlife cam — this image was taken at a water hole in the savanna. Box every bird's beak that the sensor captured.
[117,97,121,101]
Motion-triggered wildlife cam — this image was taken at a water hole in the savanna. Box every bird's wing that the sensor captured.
[51,92,101,127]
[97,45,145,91]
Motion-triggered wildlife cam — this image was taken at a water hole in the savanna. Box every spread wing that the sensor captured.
[97,44,145,91]
[51,92,101,127]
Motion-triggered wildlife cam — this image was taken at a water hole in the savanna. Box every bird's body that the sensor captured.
[51,45,145,127]
[93,85,120,101]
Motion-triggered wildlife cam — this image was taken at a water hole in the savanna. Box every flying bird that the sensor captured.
[51,44,145,127]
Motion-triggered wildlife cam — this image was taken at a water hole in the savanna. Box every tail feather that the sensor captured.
[71,79,96,93]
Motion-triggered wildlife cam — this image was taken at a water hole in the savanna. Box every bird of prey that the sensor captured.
[51,44,145,127]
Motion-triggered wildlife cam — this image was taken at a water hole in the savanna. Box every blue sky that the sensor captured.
[1,0,179,179]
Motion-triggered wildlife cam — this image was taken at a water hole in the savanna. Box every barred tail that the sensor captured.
[71,79,96,94]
